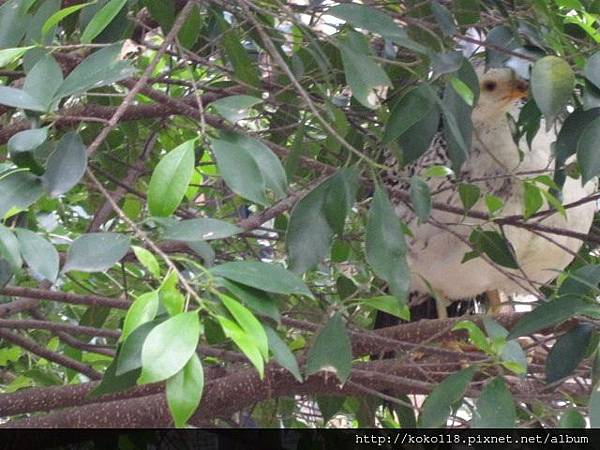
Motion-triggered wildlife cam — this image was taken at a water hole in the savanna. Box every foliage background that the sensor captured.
[0,0,600,428]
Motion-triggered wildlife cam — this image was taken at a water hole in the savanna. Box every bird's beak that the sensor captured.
[508,79,529,100]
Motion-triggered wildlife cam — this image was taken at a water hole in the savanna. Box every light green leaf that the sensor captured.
[139,311,200,384]
[211,261,312,298]
[0,46,34,68]
[305,313,352,384]
[0,86,46,111]
[220,294,268,360]
[148,139,196,217]
[80,0,128,44]
[7,128,48,154]
[218,278,280,322]
[166,354,204,428]
[41,1,95,39]
[472,377,515,428]
[121,291,159,340]
[23,54,63,111]
[360,295,410,321]
[63,232,130,273]
[132,246,160,279]
[560,409,586,428]
[15,229,59,282]
[531,56,574,124]
[218,315,264,378]
[43,132,87,197]
[163,218,242,242]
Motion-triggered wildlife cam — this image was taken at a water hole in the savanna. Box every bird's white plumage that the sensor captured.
[385,67,596,300]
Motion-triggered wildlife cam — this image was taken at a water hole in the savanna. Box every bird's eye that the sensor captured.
[483,81,497,92]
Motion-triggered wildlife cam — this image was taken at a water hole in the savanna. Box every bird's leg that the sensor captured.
[485,290,505,314]
[432,289,449,319]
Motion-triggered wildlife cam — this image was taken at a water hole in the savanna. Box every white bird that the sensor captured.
[384,66,596,314]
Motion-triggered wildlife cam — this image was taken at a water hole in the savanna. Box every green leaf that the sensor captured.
[468,229,518,269]
[559,264,600,298]
[327,4,426,54]
[419,366,475,427]
[0,171,44,218]
[56,44,136,98]
[131,246,160,279]
[158,271,184,316]
[584,51,600,90]
[210,261,312,298]
[366,186,409,300]
[139,311,200,384]
[0,46,34,68]
[360,295,410,321]
[556,108,600,168]
[14,229,59,282]
[577,116,600,183]
[264,326,302,382]
[0,0,28,48]
[450,77,474,106]
[409,176,431,222]
[431,1,457,36]
[8,128,48,154]
[508,296,593,339]
[305,313,352,384]
[41,1,95,39]
[452,321,491,353]
[210,132,287,206]
[559,409,586,428]
[0,86,46,111]
[89,357,140,397]
[338,31,391,109]
[219,294,268,360]
[166,354,204,428]
[383,84,437,144]
[210,95,262,123]
[317,396,345,424]
[396,105,441,164]
[590,389,600,427]
[163,218,242,242]
[148,139,196,217]
[218,278,280,322]
[217,315,264,377]
[42,132,88,197]
[287,170,357,273]
[121,291,159,340]
[423,165,454,178]
[523,181,543,219]
[116,319,160,376]
[0,224,22,270]
[531,56,574,124]
[23,54,63,111]
[458,183,480,210]
[472,377,515,428]
[63,232,130,273]
[546,324,593,383]
[80,0,128,44]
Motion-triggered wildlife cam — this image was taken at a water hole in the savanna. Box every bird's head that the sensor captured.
[473,67,529,122]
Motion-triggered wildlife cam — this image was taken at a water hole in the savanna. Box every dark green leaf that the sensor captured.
[163,218,241,242]
[508,296,593,339]
[15,228,59,282]
[139,311,201,384]
[166,354,204,428]
[577,116,600,183]
[63,232,130,273]
[409,176,431,222]
[211,261,313,298]
[458,183,480,210]
[89,358,140,397]
[211,132,287,206]
[546,324,593,383]
[0,86,45,111]
[556,108,600,168]
[472,377,515,428]
[468,229,518,269]
[431,1,457,36]
[148,139,196,217]
[218,278,280,322]
[116,319,160,376]
[419,367,475,427]
[531,56,574,124]
[558,264,600,298]
[584,51,600,90]
[210,95,262,123]
[265,326,302,382]
[305,313,352,384]
[366,186,409,300]
[559,409,586,428]
[317,396,345,424]
[383,84,437,144]
[590,389,600,427]
[0,224,21,270]
[43,132,87,197]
